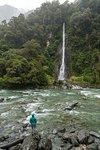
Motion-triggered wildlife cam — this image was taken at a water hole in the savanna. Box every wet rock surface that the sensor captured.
[38,138,52,150]
[0,125,100,150]
[0,97,11,102]
[0,98,4,103]
[19,130,52,150]
[60,128,100,150]
[90,131,100,138]
[64,101,78,110]
[20,130,40,150]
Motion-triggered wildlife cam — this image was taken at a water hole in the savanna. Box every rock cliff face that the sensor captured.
[55,44,62,80]
[65,39,70,80]
[55,39,70,80]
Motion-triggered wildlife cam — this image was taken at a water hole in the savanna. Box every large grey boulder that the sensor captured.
[87,143,98,150]
[20,130,40,150]
[78,129,89,144]
[62,132,79,146]
[89,131,100,138]
[87,136,95,144]
[38,138,52,150]
[0,135,9,142]
[70,136,79,146]
[62,132,72,141]
[10,144,21,150]
[64,101,78,110]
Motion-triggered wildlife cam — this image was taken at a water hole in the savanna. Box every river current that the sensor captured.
[0,88,100,146]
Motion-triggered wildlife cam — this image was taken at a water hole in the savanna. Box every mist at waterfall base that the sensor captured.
[58,23,66,81]
[0,88,100,139]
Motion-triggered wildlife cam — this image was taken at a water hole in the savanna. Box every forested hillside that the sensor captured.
[0,0,100,88]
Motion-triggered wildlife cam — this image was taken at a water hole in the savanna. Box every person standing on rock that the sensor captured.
[30,113,37,135]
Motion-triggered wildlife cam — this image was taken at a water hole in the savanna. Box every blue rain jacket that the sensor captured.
[30,113,37,126]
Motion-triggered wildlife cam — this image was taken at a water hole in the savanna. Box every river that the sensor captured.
[0,88,100,148]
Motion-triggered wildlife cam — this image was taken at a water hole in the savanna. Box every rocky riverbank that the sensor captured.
[0,123,100,150]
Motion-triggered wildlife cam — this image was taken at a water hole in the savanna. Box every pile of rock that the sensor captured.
[0,97,11,103]
[0,128,100,150]
[61,129,100,150]
[0,130,52,150]
[20,130,52,150]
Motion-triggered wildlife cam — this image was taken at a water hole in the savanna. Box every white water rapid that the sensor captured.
[58,23,65,81]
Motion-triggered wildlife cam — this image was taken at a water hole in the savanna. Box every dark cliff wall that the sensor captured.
[65,39,70,79]
[55,44,62,80]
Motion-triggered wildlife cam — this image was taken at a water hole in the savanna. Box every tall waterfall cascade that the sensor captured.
[58,23,66,81]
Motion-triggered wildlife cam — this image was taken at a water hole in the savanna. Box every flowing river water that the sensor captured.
[0,88,100,148]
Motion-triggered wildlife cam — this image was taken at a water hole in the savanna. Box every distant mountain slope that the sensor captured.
[0,4,20,23]
[24,9,34,17]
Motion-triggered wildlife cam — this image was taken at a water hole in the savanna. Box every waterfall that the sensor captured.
[58,23,65,81]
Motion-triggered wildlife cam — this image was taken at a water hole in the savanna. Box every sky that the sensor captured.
[0,0,75,10]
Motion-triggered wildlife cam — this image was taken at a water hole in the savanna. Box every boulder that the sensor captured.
[64,101,78,110]
[4,98,11,101]
[0,98,4,103]
[87,136,95,144]
[70,136,79,146]
[89,131,100,138]
[65,142,73,150]
[58,132,64,138]
[87,143,98,150]
[0,135,9,142]
[20,130,40,150]
[62,132,79,146]
[10,144,21,150]
[78,129,89,144]
[62,132,72,141]
[81,97,88,100]
[38,138,52,150]
[58,128,66,133]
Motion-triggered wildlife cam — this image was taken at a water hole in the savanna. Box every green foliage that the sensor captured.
[68,76,83,83]
[0,41,50,88]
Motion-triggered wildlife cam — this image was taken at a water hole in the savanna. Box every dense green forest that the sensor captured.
[0,0,100,88]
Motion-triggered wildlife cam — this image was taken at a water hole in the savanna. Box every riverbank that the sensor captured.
[0,77,100,90]
[0,123,100,150]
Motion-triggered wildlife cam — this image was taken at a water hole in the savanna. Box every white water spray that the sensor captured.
[58,23,65,81]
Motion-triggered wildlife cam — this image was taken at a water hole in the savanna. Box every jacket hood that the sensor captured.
[32,113,35,117]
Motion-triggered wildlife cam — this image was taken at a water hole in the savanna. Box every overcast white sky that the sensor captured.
[0,0,75,10]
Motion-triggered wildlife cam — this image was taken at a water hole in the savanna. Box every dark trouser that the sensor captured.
[31,125,36,134]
